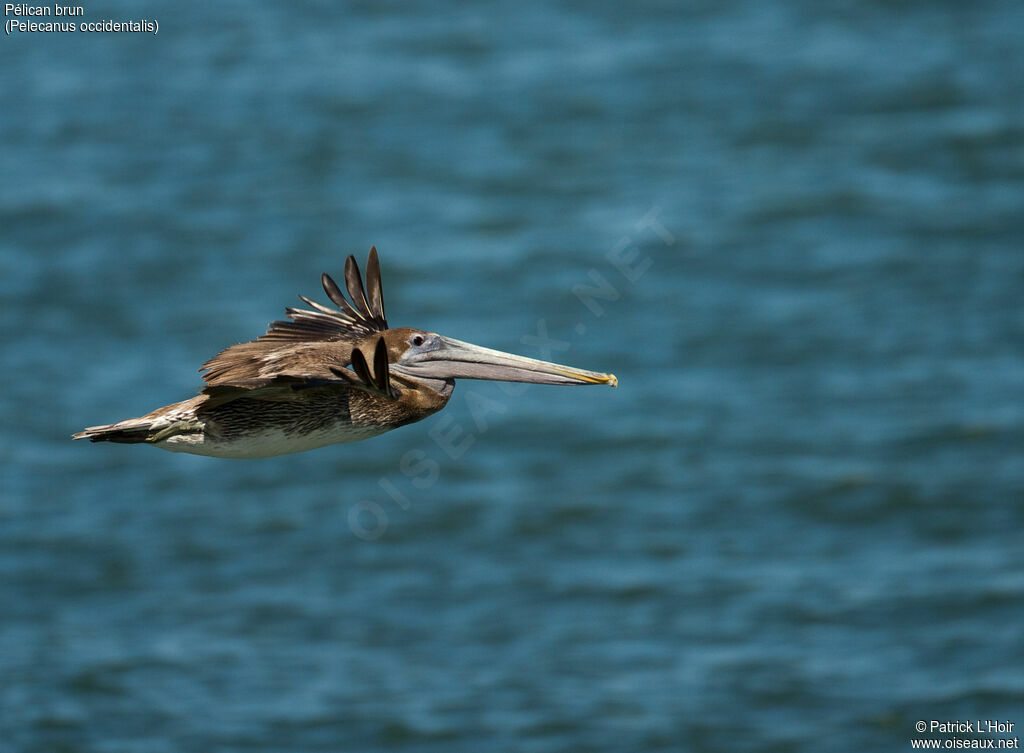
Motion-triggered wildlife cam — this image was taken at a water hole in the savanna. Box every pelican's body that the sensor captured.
[124,383,450,459]
[74,249,616,458]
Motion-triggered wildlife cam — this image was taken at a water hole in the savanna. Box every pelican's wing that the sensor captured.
[201,339,399,405]
[200,248,389,387]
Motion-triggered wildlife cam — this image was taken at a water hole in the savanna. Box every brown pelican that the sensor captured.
[73,248,617,458]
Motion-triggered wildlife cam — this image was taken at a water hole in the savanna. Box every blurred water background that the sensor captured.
[2,1,1023,751]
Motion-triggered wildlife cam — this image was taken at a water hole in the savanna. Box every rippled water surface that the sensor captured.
[2,2,1023,751]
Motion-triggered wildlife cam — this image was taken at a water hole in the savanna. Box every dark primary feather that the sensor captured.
[345,255,372,319]
[349,347,374,391]
[365,247,386,324]
[320,270,366,325]
[317,247,387,331]
[372,337,391,397]
[199,249,389,387]
[336,337,395,400]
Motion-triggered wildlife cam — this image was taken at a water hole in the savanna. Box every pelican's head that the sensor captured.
[374,327,617,387]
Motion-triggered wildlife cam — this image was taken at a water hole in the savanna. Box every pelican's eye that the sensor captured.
[410,334,425,347]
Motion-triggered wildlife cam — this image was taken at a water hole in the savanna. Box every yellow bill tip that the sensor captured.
[564,370,618,386]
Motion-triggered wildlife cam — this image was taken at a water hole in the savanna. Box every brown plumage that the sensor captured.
[73,248,617,458]
[199,249,389,388]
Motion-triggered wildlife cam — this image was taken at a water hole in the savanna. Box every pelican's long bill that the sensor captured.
[393,335,618,387]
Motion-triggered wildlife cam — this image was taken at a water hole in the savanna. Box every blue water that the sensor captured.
[2,1,1023,751]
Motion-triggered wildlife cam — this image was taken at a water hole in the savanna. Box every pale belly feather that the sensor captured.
[155,422,391,459]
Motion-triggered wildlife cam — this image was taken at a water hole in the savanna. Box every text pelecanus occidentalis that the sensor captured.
[73,248,618,458]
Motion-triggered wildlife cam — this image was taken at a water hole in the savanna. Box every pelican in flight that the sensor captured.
[74,248,617,458]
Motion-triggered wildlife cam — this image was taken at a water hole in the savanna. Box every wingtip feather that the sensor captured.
[365,247,386,325]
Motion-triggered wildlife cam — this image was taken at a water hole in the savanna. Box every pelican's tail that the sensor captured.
[73,396,205,444]
[73,417,159,443]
